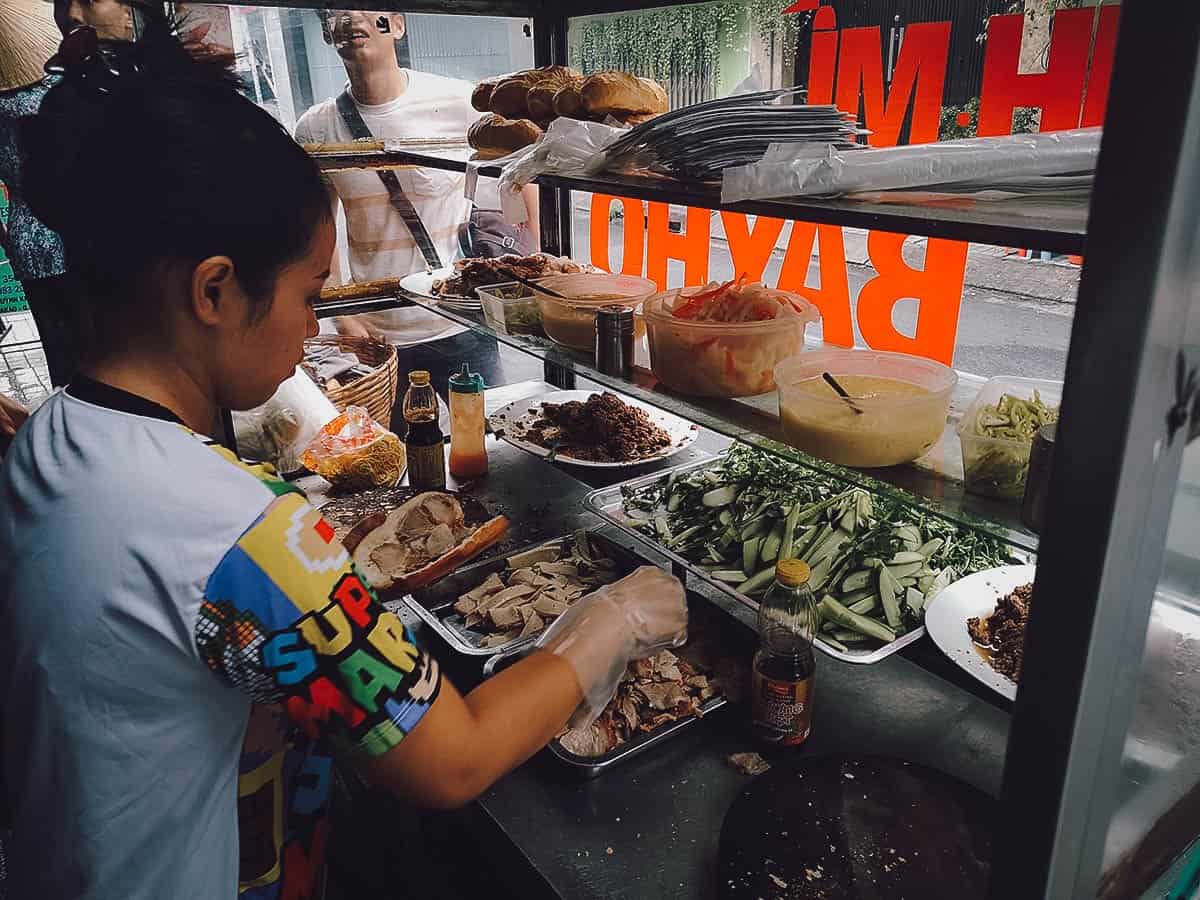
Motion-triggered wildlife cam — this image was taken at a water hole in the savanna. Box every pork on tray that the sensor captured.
[351,492,508,593]
[557,648,718,757]
[452,532,621,647]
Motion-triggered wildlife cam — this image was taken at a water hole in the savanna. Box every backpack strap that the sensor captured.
[334,90,443,270]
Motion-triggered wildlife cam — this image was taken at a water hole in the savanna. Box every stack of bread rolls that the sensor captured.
[467,66,668,159]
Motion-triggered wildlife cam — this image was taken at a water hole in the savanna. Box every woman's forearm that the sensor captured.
[360,650,582,808]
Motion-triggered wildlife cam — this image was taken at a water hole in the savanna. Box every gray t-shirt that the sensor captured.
[1,379,440,898]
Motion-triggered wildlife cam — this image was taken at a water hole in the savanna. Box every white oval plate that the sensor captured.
[489,390,699,468]
[399,267,481,309]
[924,564,1037,702]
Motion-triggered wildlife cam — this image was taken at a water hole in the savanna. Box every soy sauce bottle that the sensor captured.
[403,370,446,490]
[752,559,817,746]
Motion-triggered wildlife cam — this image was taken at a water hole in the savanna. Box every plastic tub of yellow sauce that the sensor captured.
[774,349,957,468]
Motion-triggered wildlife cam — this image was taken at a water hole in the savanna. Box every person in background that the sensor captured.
[294,10,538,400]
[0,0,172,387]
[0,0,71,384]
[2,27,686,899]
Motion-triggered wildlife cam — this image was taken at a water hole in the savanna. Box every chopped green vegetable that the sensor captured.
[742,536,761,575]
[966,390,1060,499]
[885,560,924,580]
[619,443,1021,655]
[778,502,802,562]
[877,566,902,628]
[817,635,850,654]
[820,596,897,643]
[842,569,874,593]
[740,565,777,596]
[761,522,784,563]
[711,570,748,583]
[917,538,943,558]
[702,485,739,507]
[831,628,873,643]
[905,587,925,616]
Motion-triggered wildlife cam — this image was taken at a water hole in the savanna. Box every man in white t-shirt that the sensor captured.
[294,10,536,364]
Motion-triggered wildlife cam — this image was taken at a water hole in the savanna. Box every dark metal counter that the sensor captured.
[312,381,1011,899]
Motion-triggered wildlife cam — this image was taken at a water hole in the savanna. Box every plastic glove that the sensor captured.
[535,565,687,727]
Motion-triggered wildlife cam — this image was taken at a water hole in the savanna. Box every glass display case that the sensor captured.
[190,1,1198,896]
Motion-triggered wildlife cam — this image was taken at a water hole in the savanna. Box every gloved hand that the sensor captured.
[535,565,687,726]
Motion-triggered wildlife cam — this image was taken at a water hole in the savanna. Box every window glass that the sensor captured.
[180,4,535,358]
[566,1,1121,380]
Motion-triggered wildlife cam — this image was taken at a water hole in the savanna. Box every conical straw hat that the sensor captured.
[0,0,61,93]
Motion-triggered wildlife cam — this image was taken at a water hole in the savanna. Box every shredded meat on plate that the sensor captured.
[432,253,590,297]
[967,581,1032,682]
[529,392,671,463]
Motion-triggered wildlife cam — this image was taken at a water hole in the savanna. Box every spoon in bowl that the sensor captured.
[822,372,864,415]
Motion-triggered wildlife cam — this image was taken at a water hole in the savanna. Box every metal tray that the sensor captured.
[582,458,929,666]
[483,625,731,779]
[403,529,653,659]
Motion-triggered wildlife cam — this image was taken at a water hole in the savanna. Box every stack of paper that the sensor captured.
[591,89,865,181]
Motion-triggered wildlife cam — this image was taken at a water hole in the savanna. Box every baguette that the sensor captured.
[580,72,669,117]
[553,84,584,118]
[301,139,386,154]
[527,71,584,121]
[472,77,503,112]
[318,277,404,304]
[489,65,578,119]
[467,113,543,158]
[612,111,662,127]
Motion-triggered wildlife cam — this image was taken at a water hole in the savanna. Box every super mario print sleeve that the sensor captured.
[196,492,441,756]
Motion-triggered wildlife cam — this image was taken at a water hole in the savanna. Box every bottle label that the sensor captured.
[406,443,445,490]
[752,672,814,746]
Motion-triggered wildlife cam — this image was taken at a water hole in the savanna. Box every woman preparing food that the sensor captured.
[0,28,686,900]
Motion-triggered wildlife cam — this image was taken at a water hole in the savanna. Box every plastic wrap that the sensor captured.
[232,367,338,474]
[534,566,688,727]
[496,117,626,221]
[301,405,406,491]
[721,127,1102,203]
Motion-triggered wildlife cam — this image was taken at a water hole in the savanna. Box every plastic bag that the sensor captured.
[496,117,626,222]
[721,127,1102,203]
[301,405,406,492]
[232,367,338,474]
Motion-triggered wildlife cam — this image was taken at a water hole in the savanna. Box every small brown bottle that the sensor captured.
[752,559,817,746]
[402,370,445,490]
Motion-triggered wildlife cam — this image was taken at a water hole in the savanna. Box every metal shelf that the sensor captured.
[540,171,1089,254]
[308,144,500,176]
[308,146,1088,252]
[401,295,1039,555]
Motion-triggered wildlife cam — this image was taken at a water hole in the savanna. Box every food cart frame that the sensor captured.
[188,1,1200,895]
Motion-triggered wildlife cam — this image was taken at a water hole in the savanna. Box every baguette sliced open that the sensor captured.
[350,491,508,594]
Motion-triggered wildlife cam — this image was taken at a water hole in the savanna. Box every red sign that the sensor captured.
[588,6,1120,365]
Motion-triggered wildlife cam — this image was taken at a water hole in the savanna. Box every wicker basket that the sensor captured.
[305,335,398,426]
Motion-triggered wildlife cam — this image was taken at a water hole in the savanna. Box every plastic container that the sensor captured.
[774,349,957,468]
[476,282,544,337]
[957,375,1063,500]
[530,273,656,351]
[643,289,819,397]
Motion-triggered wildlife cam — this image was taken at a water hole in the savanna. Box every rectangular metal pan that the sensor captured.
[583,458,929,666]
[482,593,734,778]
[403,529,653,659]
